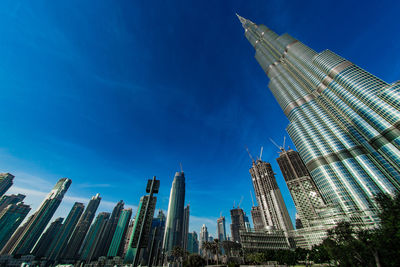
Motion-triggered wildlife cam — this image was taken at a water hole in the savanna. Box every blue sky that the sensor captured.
[1,0,400,237]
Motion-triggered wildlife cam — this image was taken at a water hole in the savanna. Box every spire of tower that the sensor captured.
[236,13,254,29]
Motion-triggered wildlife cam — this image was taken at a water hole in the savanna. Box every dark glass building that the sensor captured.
[46,202,85,261]
[0,202,30,251]
[0,173,14,197]
[62,193,101,261]
[2,178,71,255]
[107,208,133,257]
[0,194,25,213]
[32,217,63,258]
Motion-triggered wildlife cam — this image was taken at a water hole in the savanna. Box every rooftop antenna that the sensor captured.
[245,146,255,163]
[179,162,183,173]
[250,190,255,207]
[259,146,263,161]
[233,200,235,208]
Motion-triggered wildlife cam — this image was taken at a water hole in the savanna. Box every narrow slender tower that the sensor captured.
[237,14,400,226]
[162,172,186,255]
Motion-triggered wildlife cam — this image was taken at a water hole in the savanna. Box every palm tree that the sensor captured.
[212,239,221,265]
[171,246,184,264]
[202,241,212,265]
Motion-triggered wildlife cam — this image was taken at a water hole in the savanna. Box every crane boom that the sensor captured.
[259,146,263,160]
[245,146,254,162]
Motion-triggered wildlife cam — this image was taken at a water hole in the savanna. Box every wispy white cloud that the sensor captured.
[76,183,113,189]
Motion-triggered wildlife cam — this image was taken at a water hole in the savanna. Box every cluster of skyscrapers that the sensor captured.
[233,14,400,250]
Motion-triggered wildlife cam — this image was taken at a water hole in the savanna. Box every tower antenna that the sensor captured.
[245,146,255,163]
[179,162,183,173]
[250,190,255,206]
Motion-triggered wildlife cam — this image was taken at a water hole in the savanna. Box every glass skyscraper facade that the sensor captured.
[46,202,85,261]
[162,172,186,255]
[238,15,400,226]
[217,216,226,241]
[2,178,71,255]
[0,173,14,198]
[0,194,25,213]
[107,208,132,257]
[0,202,30,251]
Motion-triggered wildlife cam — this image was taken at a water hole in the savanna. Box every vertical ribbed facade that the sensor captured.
[182,204,190,251]
[46,202,85,261]
[162,172,186,254]
[238,15,400,226]
[249,160,294,232]
[0,173,14,197]
[251,206,264,230]
[2,178,71,255]
[107,208,132,257]
[80,212,110,262]
[62,194,101,260]
[0,194,25,213]
[94,200,124,258]
[217,216,226,241]
[0,202,30,251]
[32,217,63,258]
[276,149,326,227]
[199,224,208,253]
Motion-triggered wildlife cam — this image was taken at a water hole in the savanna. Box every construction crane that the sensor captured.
[245,146,254,162]
[259,146,263,161]
[238,196,244,208]
[250,190,255,207]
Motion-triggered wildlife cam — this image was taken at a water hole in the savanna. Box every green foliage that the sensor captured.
[185,254,206,267]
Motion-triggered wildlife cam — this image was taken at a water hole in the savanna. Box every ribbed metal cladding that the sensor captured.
[238,15,400,226]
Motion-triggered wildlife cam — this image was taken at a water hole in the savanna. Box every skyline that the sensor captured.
[1,0,400,238]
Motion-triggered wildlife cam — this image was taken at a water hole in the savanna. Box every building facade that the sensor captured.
[46,202,85,261]
[94,200,124,258]
[199,224,208,253]
[1,178,71,255]
[0,202,30,251]
[249,159,294,233]
[187,231,199,254]
[0,194,25,213]
[238,15,400,227]
[62,194,101,261]
[32,217,63,258]
[162,172,186,255]
[217,216,226,241]
[230,208,247,243]
[182,204,190,251]
[0,173,14,198]
[107,208,133,258]
[251,206,264,230]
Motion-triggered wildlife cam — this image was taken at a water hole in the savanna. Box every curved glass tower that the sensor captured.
[162,172,186,255]
[238,15,400,226]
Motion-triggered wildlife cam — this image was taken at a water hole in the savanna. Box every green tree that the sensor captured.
[186,254,206,267]
[171,246,184,263]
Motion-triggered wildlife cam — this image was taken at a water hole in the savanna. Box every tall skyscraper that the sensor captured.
[32,217,63,258]
[2,178,71,255]
[238,15,400,226]
[46,202,85,261]
[0,194,25,213]
[80,212,110,262]
[125,177,160,265]
[122,219,135,257]
[276,148,326,227]
[0,173,14,197]
[217,216,226,241]
[230,208,247,243]
[162,172,186,255]
[143,210,166,266]
[182,204,190,251]
[0,202,30,251]
[251,206,264,230]
[249,159,294,232]
[62,194,101,261]
[107,208,133,258]
[187,231,199,254]
[199,224,208,253]
[94,200,125,258]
